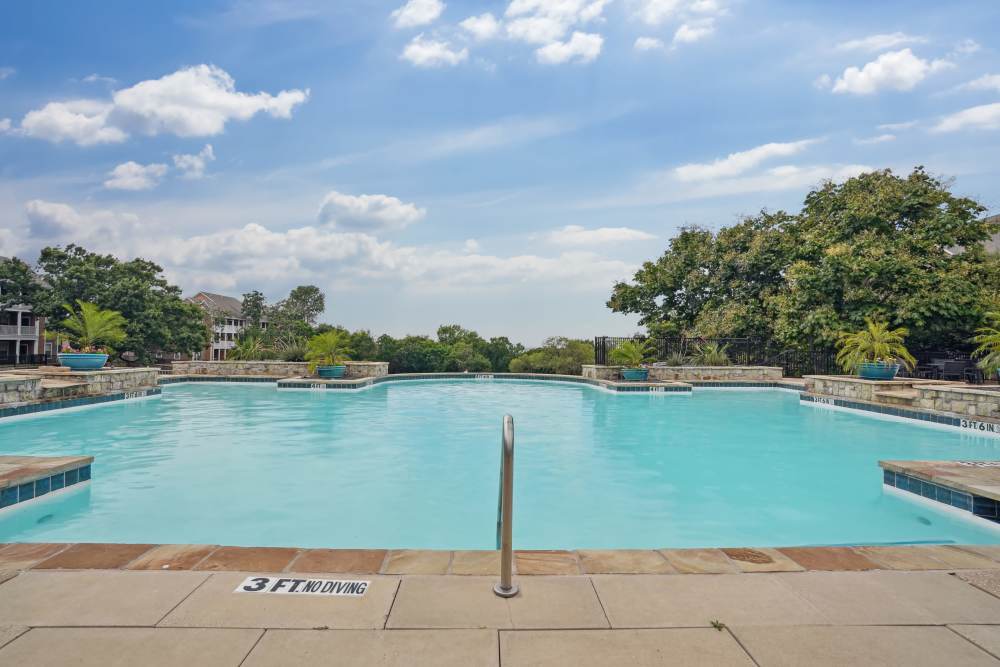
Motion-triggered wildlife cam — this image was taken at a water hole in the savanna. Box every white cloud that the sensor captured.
[548,225,655,245]
[633,0,724,26]
[173,144,216,179]
[0,118,10,133]
[853,134,896,145]
[877,120,917,131]
[672,18,714,45]
[82,73,117,86]
[536,32,603,65]
[953,39,981,56]
[933,102,1000,133]
[401,34,469,67]
[23,200,140,243]
[673,139,819,182]
[506,16,568,44]
[634,36,666,51]
[505,0,609,46]
[463,239,480,253]
[459,13,499,40]
[835,32,926,52]
[812,74,832,90]
[0,67,14,80]
[831,49,952,95]
[19,100,127,145]
[317,191,426,231]
[13,65,308,146]
[390,0,445,28]
[956,74,1000,93]
[104,161,169,190]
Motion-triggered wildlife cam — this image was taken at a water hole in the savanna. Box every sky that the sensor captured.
[1,0,998,345]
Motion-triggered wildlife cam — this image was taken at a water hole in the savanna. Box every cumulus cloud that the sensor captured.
[932,103,1000,133]
[317,191,426,231]
[634,36,666,51]
[536,32,603,65]
[12,65,308,146]
[390,0,445,28]
[673,18,714,45]
[459,12,499,40]
[853,134,895,145]
[14,199,632,294]
[956,74,1000,93]
[835,32,926,52]
[673,139,819,182]
[173,144,216,179]
[401,34,469,67]
[830,49,952,95]
[633,0,724,26]
[104,161,169,190]
[547,225,655,245]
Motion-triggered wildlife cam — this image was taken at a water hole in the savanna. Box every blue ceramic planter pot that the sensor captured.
[317,365,347,379]
[58,353,108,371]
[620,368,649,382]
[858,362,900,380]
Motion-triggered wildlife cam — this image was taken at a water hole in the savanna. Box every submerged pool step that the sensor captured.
[0,455,93,510]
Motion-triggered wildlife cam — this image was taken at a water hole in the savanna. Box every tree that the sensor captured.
[241,290,266,328]
[609,168,1000,350]
[441,342,491,372]
[509,337,594,375]
[27,245,209,363]
[381,335,449,373]
[483,336,524,372]
[0,257,45,311]
[280,285,325,325]
[58,300,127,351]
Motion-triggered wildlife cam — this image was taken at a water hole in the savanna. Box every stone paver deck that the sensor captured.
[1,543,1000,663]
[882,460,1000,502]
[0,455,93,491]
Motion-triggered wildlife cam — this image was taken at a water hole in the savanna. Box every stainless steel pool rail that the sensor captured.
[494,414,519,598]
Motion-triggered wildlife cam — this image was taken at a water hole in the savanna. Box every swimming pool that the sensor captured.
[1,380,999,548]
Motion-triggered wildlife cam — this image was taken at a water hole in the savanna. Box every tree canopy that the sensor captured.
[608,168,1000,350]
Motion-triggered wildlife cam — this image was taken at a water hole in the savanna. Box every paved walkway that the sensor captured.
[5,543,1000,664]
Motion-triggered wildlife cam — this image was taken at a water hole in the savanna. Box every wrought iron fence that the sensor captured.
[0,353,51,367]
[593,336,841,378]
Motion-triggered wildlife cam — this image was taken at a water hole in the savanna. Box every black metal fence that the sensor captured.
[593,337,841,378]
[0,353,51,367]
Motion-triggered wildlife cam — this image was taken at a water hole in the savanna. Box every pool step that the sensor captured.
[873,389,919,405]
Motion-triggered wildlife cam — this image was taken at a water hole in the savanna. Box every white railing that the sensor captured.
[0,324,38,336]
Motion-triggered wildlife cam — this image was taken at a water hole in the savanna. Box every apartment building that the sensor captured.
[187,291,267,360]
[0,258,47,364]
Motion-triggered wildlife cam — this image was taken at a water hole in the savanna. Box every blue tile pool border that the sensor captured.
[0,463,91,510]
[0,387,160,421]
[801,392,1000,437]
[882,468,981,516]
[274,373,696,394]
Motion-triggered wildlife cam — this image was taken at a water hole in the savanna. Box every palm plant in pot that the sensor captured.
[57,300,127,371]
[608,340,655,381]
[305,331,354,379]
[972,312,1000,383]
[835,319,916,380]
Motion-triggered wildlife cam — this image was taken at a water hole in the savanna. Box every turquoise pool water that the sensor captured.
[1,380,999,548]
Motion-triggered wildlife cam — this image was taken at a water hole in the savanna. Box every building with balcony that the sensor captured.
[0,258,47,365]
[187,291,267,361]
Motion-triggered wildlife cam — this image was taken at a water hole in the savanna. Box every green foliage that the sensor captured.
[241,290,266,328]
[608,340,654,368]
[835,319,917,373]
[228,331,273,361]
[441,342,492,372]
[380,335,449,373]
[509,337,594,375]
[58,300,127,351]
[483,337,524,373]
[276,285,325,326]
[0,257,45,311]
[690,342,731,366]
[609,168,999,351]
[972,312,1000,375]
[663,351,689,366]
[305,330,354,372]
[25,245,209,363]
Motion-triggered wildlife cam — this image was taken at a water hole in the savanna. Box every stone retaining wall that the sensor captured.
[22,368,159,397]
[582,365,783,382]
[914,385,1000,420]
[170,360,389,379]
[803,375,935,402]
[0,376,42,405]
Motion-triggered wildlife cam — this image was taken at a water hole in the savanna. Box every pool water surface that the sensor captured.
[1,381,999,549]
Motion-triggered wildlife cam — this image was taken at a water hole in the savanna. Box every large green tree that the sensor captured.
[609,168,999,350]
[21,245,209,363]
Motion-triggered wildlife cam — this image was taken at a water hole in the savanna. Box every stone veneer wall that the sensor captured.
[914,386,1000,420]
[28,368,159,397]
[170,360,389,379]
[0,376,42,405]
[803,375,929,403]
[582,365,783,382]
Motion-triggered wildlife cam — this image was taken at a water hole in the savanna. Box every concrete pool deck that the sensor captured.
[5,544,1000,664]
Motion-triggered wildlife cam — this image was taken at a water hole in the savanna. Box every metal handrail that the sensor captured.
[494,414,518,598]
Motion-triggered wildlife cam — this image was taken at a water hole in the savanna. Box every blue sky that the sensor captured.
[1,0,998,344]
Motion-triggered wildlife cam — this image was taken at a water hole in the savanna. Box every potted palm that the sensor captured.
[835,319,916,380]
[56,300,127,371]
[609,340,654,381]
[972,312,1000,382]
[305,331,354,378]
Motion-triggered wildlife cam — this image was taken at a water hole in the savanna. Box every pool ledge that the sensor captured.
[0,456,93,510]
[881,460,1000,522]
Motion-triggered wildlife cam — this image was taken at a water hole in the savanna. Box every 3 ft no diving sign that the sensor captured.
[235,576,370,597]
